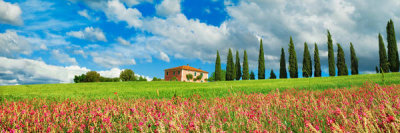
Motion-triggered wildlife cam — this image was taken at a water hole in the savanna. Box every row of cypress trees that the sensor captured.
[214,31,360,81]
[377,19,400,73]
[214,49,251,81]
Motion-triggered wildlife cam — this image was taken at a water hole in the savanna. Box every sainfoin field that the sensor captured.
[0,73,400,132]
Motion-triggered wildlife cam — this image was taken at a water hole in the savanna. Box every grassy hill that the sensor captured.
[0,72,399,100]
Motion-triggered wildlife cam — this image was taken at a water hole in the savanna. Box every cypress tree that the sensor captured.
[379,33,389,73]
[336,43,348,76]
[279,48,287,79]
[215,50,222,81]
[250,71,255,80]
[270,70,277,79]
[288,37,298,78]
[226,48,234,81]
[235,50,241,80]
[242,50,249,80]
[314,43,321,77]
[327,30,336,76]
[386,20,399,72]
[350,43,358,75]
[258,39,265,79]
[376,66,379,73]
[302,42,312,77]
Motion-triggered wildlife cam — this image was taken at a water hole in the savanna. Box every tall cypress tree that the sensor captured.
[226,49,234,81]
[350,43,358,75]
[336,43,348,76]
[379,33,389,73]
[302,42,312,77]
[376,66,379,73]
[279,48,287,79]
[258,39,265,79]
[242,50,249,80]
[386,19,399,72]
[270,69,276,79]
[327,30,336,76]
[215,50,222,81]
[235,50,241,80]
[288,37,298,78]
[250,71,255,80]
[314,43,321,77]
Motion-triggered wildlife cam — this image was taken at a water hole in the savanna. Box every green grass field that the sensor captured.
[0,72,399,101]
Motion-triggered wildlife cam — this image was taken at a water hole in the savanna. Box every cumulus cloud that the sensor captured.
[67,27,107,42]
[0,30,31,57]
[51,50,78,65]
[156,0,181,17]
[105,0,142,28]
[0,0,23,25]
[0,57,153,85]
[0,57,89,85]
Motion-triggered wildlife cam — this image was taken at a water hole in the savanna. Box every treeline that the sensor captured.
[212,19,400,81]
[74,69,158,83]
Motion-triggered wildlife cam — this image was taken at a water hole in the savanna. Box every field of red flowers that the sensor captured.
[1,82,399,132]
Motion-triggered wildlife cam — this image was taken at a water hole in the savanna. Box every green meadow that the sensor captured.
[0,72,399,101]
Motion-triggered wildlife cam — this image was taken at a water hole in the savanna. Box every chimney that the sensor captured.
[187,64,189,66]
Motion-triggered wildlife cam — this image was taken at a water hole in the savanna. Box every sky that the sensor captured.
[1,0,400,85]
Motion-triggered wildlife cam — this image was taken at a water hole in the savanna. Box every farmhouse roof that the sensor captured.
[164,65,208,73]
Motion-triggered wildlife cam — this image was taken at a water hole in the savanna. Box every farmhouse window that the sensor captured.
[173,71,175,75]
[166,72,168,75]
[195,72,197,76]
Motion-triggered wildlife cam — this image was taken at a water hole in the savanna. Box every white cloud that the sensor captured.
[0,30,31,57]
[51,50,78,65]
[73,50,87,58]
[0,57,89,85]
[0,57,154,85]
[67,27,107,42]
[98,68,122,78]
[105,0,142,28]
[117,37,131,45]
[78,9,90,19]
[156,0,181,17]
[0,0,23,25]
[90,52,136,68]
[159,51,170,62]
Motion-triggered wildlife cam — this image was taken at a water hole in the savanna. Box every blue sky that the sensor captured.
[1,0,400,85]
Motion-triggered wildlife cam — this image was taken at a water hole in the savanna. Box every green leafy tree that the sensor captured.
[288,37,298,78]
[250,71,255,80]
[327,30,336,76]
[119,69,136,81]
[302,42,312,78]
[73,74,86,83]
[386,19,400,72]
[350,43,358,75]
[279,48,287,79]
[242,50,249,80]
[215,50,222,81]
[336,43,348,76]
[258,39,265,79]
[269,70,276,79]
[379,34,389,73]
[138,76,147,81]
[314,43,321,77]
[235,50,242,80]
[226,48,235,81]
[85,71,101,82]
